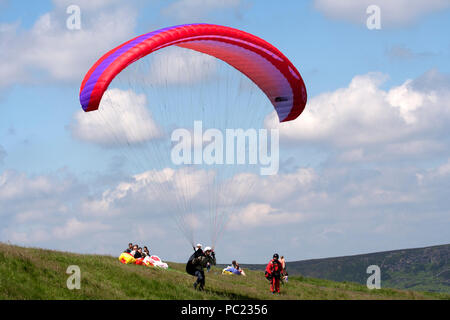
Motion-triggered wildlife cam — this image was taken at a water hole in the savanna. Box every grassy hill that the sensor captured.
[0,243,448,300]
[243,244,450,294]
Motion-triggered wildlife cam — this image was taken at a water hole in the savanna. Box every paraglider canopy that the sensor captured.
[80,23,307,122]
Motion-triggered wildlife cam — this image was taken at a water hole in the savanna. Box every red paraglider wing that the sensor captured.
[79,24,307,122]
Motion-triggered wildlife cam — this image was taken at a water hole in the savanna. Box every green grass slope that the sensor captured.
[0,243,448,300]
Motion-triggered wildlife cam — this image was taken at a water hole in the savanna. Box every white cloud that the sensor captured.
[266,71,450,160]
[0,170,89,245]
[162,0,242,21]
[131,221,167,240]
[228,203,304,229]
[0,170,80,231]
[52,217,110,239]
[78,165,320,237]
[3,229,51,244]
[336,140,446,163]
[52,0,123,11]
[2,217,110,244]
[70,89,162,146]
[80,167,215,217]
[0,1,136,87]
[435,159,450,176]
[221,167,317,206]
[416,158,450,186]
[0,170,67,202]
[1,157,449,261]
[314,0,450,27]
[386,79,435,124]
[347,187,416,207]
[267,73,400,146]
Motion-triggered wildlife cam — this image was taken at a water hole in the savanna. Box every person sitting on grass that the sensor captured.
[130,244,138,257]
[143,246,150,257]
[124,243,133,253]
[233,261,246,276]
[134,247,143,259]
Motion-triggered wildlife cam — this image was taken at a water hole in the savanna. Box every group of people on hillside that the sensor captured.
[121,241,288,294]
[185,244,287,294]
[123,242,151,259]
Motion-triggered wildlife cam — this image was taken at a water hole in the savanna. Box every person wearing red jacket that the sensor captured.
[265,253,283,294]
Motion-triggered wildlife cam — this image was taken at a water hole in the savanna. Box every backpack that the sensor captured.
[185,253,196,275]
[186,250,204,275]
[272,260,282,278]
[265,260,282,279]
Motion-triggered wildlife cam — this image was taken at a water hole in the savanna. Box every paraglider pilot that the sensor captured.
[186,246,216,290]
[265,253,283,294]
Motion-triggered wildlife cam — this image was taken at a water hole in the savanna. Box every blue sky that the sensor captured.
[0,0,450,264]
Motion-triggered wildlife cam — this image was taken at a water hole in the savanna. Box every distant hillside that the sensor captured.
[0,243,447,300]
[243,244,450,293]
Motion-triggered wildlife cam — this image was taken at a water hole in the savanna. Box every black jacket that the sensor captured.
[186,250,216,275]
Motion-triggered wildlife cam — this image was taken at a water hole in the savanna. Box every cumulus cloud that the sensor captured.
[267,73,402,146]
[228,203,304,229]
[314,0,450,27]
[162,0,242,21]
[0,1,136,87]
[2,217,110,244]
[0,170,82,232]
[0,170,72,204]
[80,167,215,217]
[221,168,318,207]
[52,217,110,239]
[3,228,51,244]
[0,170,93,246]
[79,165,320,236]
[266,70,450,162]
[52,0,123,11]
[1,155,449,261]
[0,169,126,253]
[0,166,214,254]
[70,89,162,146]
[416,158,450,187]
[386,79,434,125]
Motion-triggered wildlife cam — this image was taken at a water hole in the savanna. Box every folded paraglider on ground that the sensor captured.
[118,243,168,269]
[118,252,169,269]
